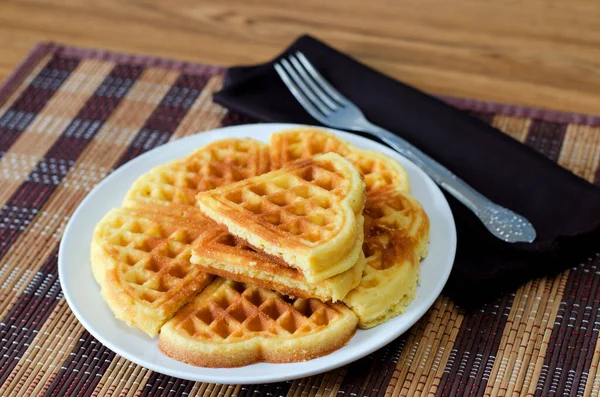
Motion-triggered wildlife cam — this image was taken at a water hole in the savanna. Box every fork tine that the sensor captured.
[279,58,333,117]
[288,54,339,111]
[274,62,328,123]
[295,52,348,105]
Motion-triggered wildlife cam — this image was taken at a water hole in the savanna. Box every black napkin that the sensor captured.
[213,35,600,306]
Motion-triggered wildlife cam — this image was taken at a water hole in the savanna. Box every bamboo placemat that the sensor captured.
[0,43,599,397]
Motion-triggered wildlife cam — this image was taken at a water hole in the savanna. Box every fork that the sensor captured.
[275,52,537,243]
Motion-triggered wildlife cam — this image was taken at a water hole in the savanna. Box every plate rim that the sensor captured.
[58,122,456,384]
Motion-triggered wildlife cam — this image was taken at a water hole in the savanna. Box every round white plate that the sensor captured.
[59,123,456,384]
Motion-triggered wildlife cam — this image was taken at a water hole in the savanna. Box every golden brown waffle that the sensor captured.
[159,278,358,367]
[92,138,270,337]
[196,153,366,283]
[343,190,429,328]
[123,138,271,216]
[270,128,352,169]
[190,223,366,302]
[269,128,429,328]
[270,127,410,194]
[91,208,213,336]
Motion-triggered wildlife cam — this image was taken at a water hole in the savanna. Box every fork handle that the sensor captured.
[361,123,536,243]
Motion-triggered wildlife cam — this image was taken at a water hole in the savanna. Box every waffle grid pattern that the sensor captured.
[271,128,410,194]
[125,139,271,209]
[175,280,341,341]
[220,165,346,244]
[97,210,208,304]
[92,138,272,337]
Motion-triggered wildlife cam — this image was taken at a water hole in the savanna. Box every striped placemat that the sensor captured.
[0,42,599,397]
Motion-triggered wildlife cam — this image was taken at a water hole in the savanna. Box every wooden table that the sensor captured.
[1,0,600,116]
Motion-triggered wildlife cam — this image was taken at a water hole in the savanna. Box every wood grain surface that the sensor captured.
[1,0,600,115]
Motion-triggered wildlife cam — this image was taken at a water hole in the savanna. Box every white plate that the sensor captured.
[58,123,456,384]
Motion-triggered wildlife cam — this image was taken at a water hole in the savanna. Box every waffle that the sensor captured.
[269,128,429,328]
[196,152,366,283]
[190,221,366,302]
[159,278,358,367]
[123,138,271,215]
[91,207,213,336]
[92,138,270,336]
[270,127,410,194]
[343,190,429,328]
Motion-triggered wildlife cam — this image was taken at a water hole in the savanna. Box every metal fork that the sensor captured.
[275,52,536,243]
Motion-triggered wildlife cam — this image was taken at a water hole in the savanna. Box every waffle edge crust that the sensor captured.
[158,279,358,367]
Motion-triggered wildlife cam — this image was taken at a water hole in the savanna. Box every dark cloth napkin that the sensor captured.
[213,35,600,307]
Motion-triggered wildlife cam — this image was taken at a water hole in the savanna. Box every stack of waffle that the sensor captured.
[91,128,430,367]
